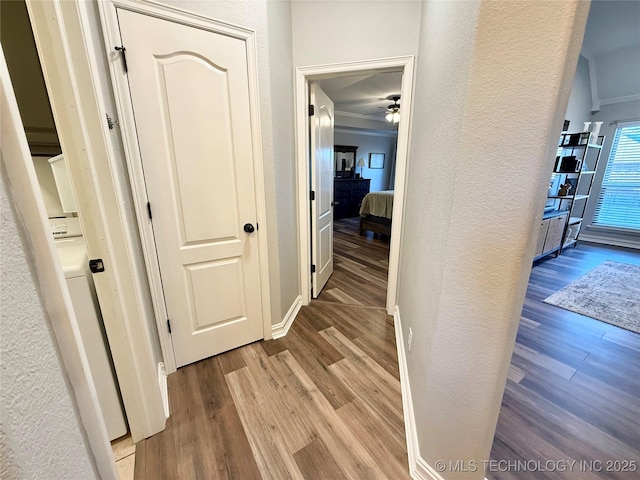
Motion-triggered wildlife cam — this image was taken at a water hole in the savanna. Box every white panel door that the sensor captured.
[117,10,263,367]
[310,83,334,297]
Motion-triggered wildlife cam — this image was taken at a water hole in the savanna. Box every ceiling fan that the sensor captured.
[385,96,401,124]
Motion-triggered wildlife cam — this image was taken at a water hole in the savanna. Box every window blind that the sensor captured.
[593,122,640,231]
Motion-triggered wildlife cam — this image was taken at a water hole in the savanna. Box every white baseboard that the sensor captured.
[394,306,446,480]
[157,362,169,418]
[578,234,640,250]
[394,308,490,480]
[271,295,302,339]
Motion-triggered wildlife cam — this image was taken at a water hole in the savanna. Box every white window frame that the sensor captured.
[592,120,640,232]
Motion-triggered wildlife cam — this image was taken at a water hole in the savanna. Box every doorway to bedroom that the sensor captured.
[295,56,414,315]
[315,72,401,308]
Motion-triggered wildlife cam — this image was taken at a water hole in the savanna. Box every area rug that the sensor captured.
[543,260,640,334]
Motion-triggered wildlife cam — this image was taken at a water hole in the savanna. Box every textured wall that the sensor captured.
[398,1,589,477]
[397,0,480,473]
[0,170,98,480]
[565,55,593,131]
[291,0,422,66]
[595,44,640,100]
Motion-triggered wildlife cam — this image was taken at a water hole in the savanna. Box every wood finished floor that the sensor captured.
[135,219,640,479]
[490,243,640,480]
[133,218,407,479]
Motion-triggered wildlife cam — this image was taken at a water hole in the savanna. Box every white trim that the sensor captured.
[609,118,640,128]
[600,94,640,106]
[578,234,640,250]
[97,0,273,359]
[385,58,414,316]
[417,460,447,480]
[1,45,118,480]
[157,363,169,418]
[27,0,166,443]
[97,0,174,373]
[23,126,59,147]
[243,14,274,343]
[393,306,420,477]
[583,223,640,236]
[295,56,415,315]
[393,306,446,480]
[334,127,398,138]
[271,295,303,339]
[335,110,388,122]
[294,68,311,302]
[111,0,255,38]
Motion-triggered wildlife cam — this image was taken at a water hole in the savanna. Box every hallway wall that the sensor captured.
[6,1,597,477]
[397,1,590,477]
[291,0,423,66]
[564,55,593,131]
[1,166,98,480]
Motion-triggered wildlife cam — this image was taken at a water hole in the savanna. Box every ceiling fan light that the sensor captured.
[385,112,394,122]
[393,112,400,123]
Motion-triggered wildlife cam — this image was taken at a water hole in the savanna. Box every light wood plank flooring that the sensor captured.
[490,243,640,480]
[134,218,406,479]
[135,219,639,479]
[316,218,390,309]
[112,434,136,480]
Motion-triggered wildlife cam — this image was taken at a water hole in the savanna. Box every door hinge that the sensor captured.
[311,264,316,273]
[310,190,315,201]
[146,201,152,220]
[105,113,119,130]
[309,104,315,116]
[167,319,172,334]
[114,45,128,73]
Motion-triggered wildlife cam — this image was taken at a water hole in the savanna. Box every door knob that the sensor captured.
[243,223,255,233]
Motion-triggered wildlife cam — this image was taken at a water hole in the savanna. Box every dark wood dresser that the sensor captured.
[334,178,370,219]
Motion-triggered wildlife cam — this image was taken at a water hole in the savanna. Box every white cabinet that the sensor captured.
[48,154,77,213]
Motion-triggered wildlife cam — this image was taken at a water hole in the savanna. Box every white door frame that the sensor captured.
[97,0,273,371]
[295,57,415,314]
[1,44,119,480]
[27,0,166,442]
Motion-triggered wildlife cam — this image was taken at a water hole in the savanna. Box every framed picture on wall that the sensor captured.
[369,153,385,169]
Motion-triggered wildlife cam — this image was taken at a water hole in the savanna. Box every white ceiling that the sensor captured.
[583,0,640,55]
[319,71,403,121]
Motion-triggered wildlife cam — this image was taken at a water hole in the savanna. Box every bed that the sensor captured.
[359,190,394,237]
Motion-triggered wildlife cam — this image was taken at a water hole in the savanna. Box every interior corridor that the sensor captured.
[133,219,408,479]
